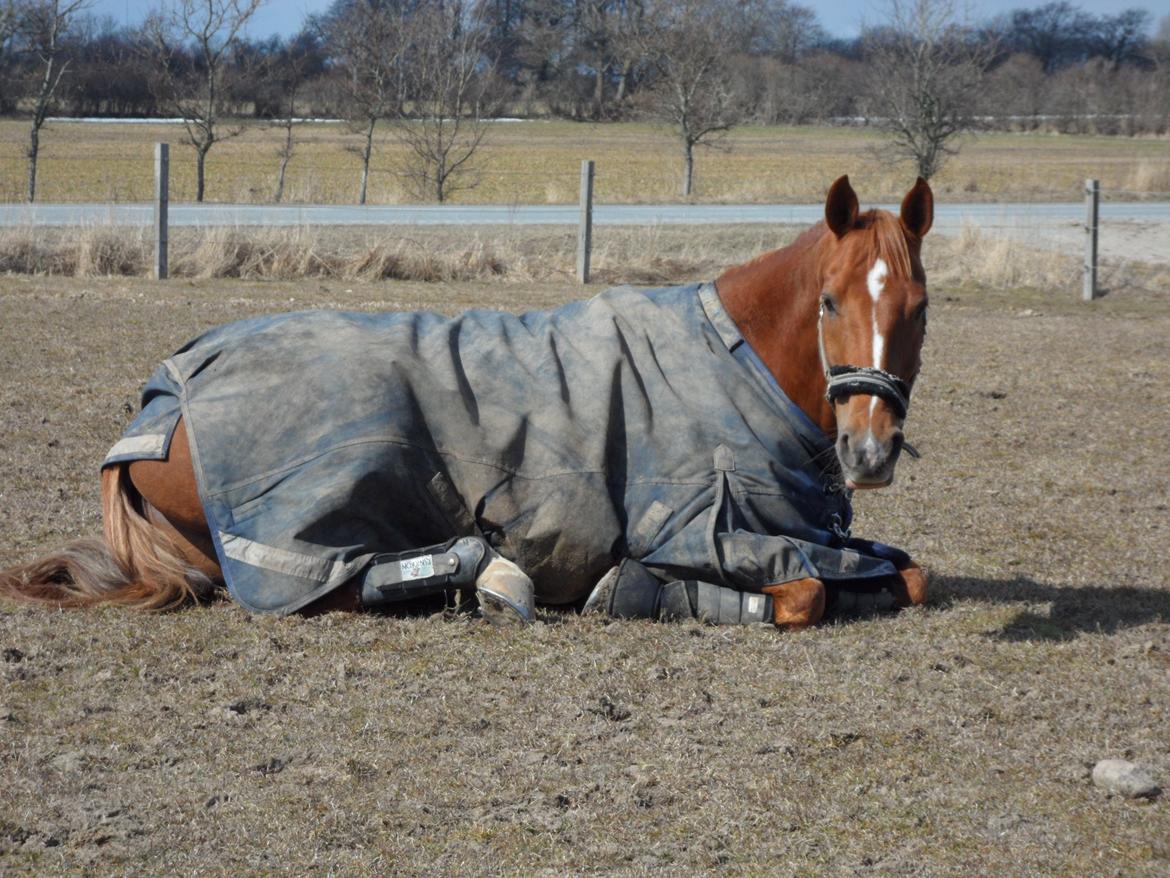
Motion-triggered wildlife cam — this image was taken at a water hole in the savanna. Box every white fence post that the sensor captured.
[577,160,594,284]
[154,142,169,280]
[1083,178,1099,301]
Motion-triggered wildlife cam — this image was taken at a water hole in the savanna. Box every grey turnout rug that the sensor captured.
[104,282,907,614]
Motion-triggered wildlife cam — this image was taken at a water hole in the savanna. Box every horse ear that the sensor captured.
[825,175,859,239]
[900,177,934,240]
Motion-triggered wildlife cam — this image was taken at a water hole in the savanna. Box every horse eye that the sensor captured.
[820,294,838,314]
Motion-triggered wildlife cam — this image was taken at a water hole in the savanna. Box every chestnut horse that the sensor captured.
[0,176,932,627]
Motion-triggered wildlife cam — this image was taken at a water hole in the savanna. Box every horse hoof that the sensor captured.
[761,577,826,629]
[476,555,534,627]
[889,561,928,607]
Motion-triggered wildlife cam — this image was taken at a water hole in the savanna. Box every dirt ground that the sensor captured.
[1,242,1169,875]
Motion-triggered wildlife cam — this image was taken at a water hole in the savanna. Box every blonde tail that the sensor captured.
[0,465,213,611]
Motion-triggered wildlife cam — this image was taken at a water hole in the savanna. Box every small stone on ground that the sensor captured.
[1091,759,1161,799]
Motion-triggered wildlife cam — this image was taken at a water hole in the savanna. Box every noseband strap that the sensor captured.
[817,304,911,419]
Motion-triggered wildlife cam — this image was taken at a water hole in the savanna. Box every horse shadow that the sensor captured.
[926,573,1170,642]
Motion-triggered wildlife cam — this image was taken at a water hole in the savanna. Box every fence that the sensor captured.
[2,136,1168,297]
[137,147,1120,298]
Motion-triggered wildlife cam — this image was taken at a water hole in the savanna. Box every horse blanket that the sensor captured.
[103,282,908,614]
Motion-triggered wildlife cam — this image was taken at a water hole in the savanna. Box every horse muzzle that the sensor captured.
[836,427,904,489]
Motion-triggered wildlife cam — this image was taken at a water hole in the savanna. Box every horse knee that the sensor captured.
[761,577,825,629]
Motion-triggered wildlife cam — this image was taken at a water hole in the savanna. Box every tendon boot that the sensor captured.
[360,536,534,626]
[824,581,897,618]
[657,580,773,625]
[583,559,773,625]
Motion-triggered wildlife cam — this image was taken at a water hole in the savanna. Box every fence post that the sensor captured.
[1082,178,1098,301]
[577,159,594,284]
[154,142,169,280]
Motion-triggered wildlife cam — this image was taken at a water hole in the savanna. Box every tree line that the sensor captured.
[1,0,1168,203]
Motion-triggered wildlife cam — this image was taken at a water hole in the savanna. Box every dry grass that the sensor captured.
[0,294,1167,874]
[7,220,1165,300]
[0,223,788,284]
[0,231,1168,875]
[1,119,1169,205]
[930,221,1080,291]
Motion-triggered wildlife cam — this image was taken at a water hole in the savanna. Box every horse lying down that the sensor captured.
[1,176,932,628]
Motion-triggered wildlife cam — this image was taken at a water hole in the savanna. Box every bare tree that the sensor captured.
[393,2,492,203]
[635,0,749,197]
[867,0,990,180]
[16,0,90,202]
[144,0,263,203]
[0,0,15,45]
[319,0,407,205]
[0,1,18,111]
[267,30,322,202]
[1091,9,1151,71]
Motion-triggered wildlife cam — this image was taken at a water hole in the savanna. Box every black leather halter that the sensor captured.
[817,303,912,419]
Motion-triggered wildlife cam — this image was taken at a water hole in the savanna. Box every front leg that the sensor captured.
[886,560,928,607]
[761,577,826,629]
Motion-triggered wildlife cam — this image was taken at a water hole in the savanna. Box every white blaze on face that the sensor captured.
[866,258,889,420]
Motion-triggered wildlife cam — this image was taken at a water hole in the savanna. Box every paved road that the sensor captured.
[3,200,1170,232]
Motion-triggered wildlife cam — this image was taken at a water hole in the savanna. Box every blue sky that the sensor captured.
[88,0,1170,41]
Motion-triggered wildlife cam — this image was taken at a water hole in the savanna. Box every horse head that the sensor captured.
[818,175,933,489]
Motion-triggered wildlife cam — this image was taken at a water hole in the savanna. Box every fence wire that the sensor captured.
[1,134,1168,297]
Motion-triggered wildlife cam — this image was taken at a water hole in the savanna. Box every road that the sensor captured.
[3,200,1167,263]
[4,200,1170,230]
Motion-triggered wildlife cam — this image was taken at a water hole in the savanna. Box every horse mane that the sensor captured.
[855,209,913,278]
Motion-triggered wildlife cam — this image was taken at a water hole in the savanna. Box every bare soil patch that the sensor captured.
[1,263,1168,875]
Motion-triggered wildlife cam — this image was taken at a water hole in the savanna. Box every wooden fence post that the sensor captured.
[1082,178,1098,301]
[577,160,594,284]
[154,142,169,280]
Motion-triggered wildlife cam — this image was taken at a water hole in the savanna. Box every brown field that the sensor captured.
[1,118,1169,205]
[1,225,1168,875]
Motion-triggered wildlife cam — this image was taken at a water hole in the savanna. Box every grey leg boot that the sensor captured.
[584,559,773,625]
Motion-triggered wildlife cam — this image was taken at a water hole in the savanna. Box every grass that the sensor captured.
[1,118,1169,205]
[0,234,1168,874]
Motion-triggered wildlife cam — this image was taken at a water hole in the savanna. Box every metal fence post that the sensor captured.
[576,159,594,284]
[154,143,169,280]
[1083,178,1098,301]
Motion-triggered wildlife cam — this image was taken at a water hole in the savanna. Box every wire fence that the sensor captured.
[0,132,1168,297]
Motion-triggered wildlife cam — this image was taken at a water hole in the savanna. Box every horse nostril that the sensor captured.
[890,430,905,455]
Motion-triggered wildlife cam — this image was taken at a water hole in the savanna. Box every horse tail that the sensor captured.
[0,465,213,611]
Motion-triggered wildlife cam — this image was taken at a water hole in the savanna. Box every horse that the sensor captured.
[0,175,932,629]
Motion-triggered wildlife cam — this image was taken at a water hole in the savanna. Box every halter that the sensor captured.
[816,302,911,419]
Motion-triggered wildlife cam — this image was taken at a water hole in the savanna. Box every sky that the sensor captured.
[87,0,1170,42]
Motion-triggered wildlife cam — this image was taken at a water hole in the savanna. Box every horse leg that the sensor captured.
[761,577,826,629]
[885,561,928,607]
[129,417,362,615]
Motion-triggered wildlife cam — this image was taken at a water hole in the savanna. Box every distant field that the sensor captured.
[1,118,1168,205]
